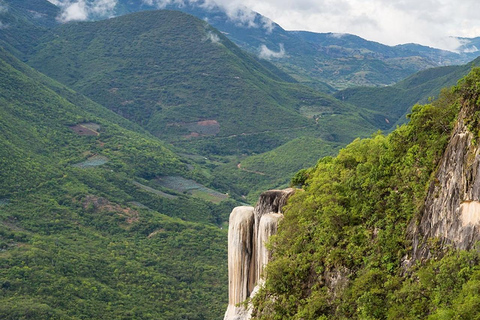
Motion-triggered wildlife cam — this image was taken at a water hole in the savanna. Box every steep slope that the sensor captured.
[335,56,480,130]
[0,0,59,58]
[249,69,480,319]
[0,48,234,319]
[411,68,480,261]
[26,10,378,156]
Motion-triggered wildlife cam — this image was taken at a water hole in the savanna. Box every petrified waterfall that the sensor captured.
[224,189,294,320]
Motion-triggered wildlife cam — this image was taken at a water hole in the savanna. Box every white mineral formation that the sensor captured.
[224,189,294,320]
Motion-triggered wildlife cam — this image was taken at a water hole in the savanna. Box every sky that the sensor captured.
[46,0,480,51]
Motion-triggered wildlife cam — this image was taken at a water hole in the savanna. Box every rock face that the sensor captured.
[224,189,295,320]
[411,106,480,261]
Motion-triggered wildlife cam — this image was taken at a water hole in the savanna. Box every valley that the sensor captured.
[1,0,480,319]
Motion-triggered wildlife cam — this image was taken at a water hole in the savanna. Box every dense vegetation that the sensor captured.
[3,1,480,318]
[335,57,480,130]
[27,10,378,151]
[64,0,480,90]
[19,9,389,199]
[252,70,480,319]
[0,48,233,319]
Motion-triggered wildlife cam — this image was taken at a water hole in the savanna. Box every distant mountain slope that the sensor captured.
[5,0,478,91]
[0,47,233,319]
[334,56,480,129]
[45,0,480,90]
[0,0,59,57]
[27,10,378,157]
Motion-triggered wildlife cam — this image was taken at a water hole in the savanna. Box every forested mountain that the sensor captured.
[335,55,480,130]
[0,0,58,57]
[0,45,234,319]
[16,0,480,90]
[26,10,377,153]
[3,1,480,319]
[19,9,388,201]
[249,68,480,320]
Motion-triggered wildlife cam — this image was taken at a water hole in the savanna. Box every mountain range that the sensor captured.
[46,0,480,89]
[5,0,480,90]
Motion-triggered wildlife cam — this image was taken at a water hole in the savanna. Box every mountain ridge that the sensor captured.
[33,0,480,90]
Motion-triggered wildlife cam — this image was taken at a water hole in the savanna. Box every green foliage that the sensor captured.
[26,10,377,157]
[334,58,479,131]
[0,48,234,318]
[252,71,470,319]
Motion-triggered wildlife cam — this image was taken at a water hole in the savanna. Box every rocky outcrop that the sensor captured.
[227,206,255,312]
[411,106,480,261]
[224,189,295,320]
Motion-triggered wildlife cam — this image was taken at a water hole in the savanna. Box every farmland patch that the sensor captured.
[169,120,220,138]
[70,122,101,136]
[132,181,178,199]
[72,155,108,168]
[155,176,228,204]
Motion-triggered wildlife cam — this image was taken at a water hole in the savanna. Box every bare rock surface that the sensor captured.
[411,107,480,261]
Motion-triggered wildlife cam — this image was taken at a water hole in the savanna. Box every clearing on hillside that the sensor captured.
[72,155,108,168]
[69,122,101,136]
[155,176,228,204]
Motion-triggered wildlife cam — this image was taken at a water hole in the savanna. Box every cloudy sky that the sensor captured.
[48,0,480,51]
[221,0,480,51]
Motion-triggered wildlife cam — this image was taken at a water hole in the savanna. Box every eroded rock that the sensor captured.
[411,107,480,261]
[224,189,294,320]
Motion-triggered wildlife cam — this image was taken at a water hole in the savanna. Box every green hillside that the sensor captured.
[26,10,377,156]
[51,0,480,90]
[335,56,480,130]
[0,0,58,58]
[252,68,480,320]
[0,48,234,319]
[15,9,387,200]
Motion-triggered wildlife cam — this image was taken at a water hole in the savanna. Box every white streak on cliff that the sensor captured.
[460,201,480,226]
[256,213,283,279]
[227,206,255,307]
[224,189,294,320]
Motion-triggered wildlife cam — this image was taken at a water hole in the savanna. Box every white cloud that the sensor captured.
[143,0,275,33]
[209,0,480,51]
[259,43,285,59]
[48,0,117,22]
[329,33,347,39]
[59,1,88,22]
[90,0,117,15]
[260,16,275,34]
[205,30,220,44]
[463,45,478,54]
[142,0,188,9]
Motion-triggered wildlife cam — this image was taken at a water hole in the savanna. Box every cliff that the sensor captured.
[224,189,294,320]
[231,71,480,319]
[411,88,480,261]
